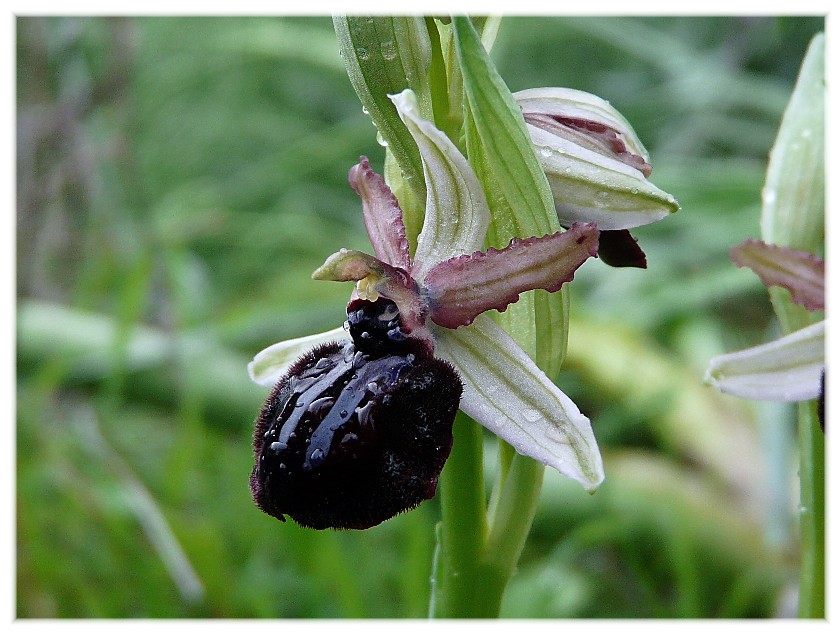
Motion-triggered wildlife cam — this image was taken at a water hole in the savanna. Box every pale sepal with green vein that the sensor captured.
[434,314,604,491]
[704,320,824,402]
[248,326,349,388]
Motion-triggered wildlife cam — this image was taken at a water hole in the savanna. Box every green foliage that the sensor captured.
[17,15,822,618]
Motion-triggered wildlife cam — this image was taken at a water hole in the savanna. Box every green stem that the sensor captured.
[433,423,546,617]
[796,398,824,617]
[768,289,824,617]
[482,450,544,604]
[434,414,490,617]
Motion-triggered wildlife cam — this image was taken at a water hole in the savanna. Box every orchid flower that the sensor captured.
[248,90,604,529]
[514,87,680,267]
[704,239,824,402]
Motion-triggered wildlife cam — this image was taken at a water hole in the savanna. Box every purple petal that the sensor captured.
[312,248,428,335]
[731,239,824,311]
[423,223,599,329]
[523,113,653,177]
[348,157,411,270]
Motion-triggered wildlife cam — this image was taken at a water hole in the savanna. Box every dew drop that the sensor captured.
[380,40,397,61]
[308,396,334,415]
[310,448,324,462]
[356,46,370,60]
[269,441,287,452]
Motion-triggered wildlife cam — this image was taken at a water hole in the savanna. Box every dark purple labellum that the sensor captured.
[250,299,462,530]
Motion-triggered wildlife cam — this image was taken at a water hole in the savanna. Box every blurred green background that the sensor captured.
[16,16,824,618]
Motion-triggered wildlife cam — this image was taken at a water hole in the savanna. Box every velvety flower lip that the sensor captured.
[250,89,605,491]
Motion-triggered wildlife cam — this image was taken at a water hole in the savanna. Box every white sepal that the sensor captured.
[247,326,350,388]
[705,320,824,401]
[390,89,491,279]
[433,314,605,492]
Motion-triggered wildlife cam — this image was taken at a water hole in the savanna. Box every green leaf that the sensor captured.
[333,16,432,206]
[760,32,824,257]
[452,16,566,376]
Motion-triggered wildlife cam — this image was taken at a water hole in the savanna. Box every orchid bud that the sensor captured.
[514,87,679,231]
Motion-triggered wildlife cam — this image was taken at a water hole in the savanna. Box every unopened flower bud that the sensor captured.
[514,87,679,230]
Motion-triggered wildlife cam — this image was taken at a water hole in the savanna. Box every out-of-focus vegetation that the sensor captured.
[16,16,823,618]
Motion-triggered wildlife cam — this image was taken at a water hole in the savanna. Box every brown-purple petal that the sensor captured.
[424,223,599,329]
[349,156,412,270]
[731,239,824,311]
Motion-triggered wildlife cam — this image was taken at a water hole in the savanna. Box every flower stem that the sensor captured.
[433,414,491,617]
[483,449,544,598]
[768,289,824,617]
[796,398,824,617]
[432,419,546,618]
